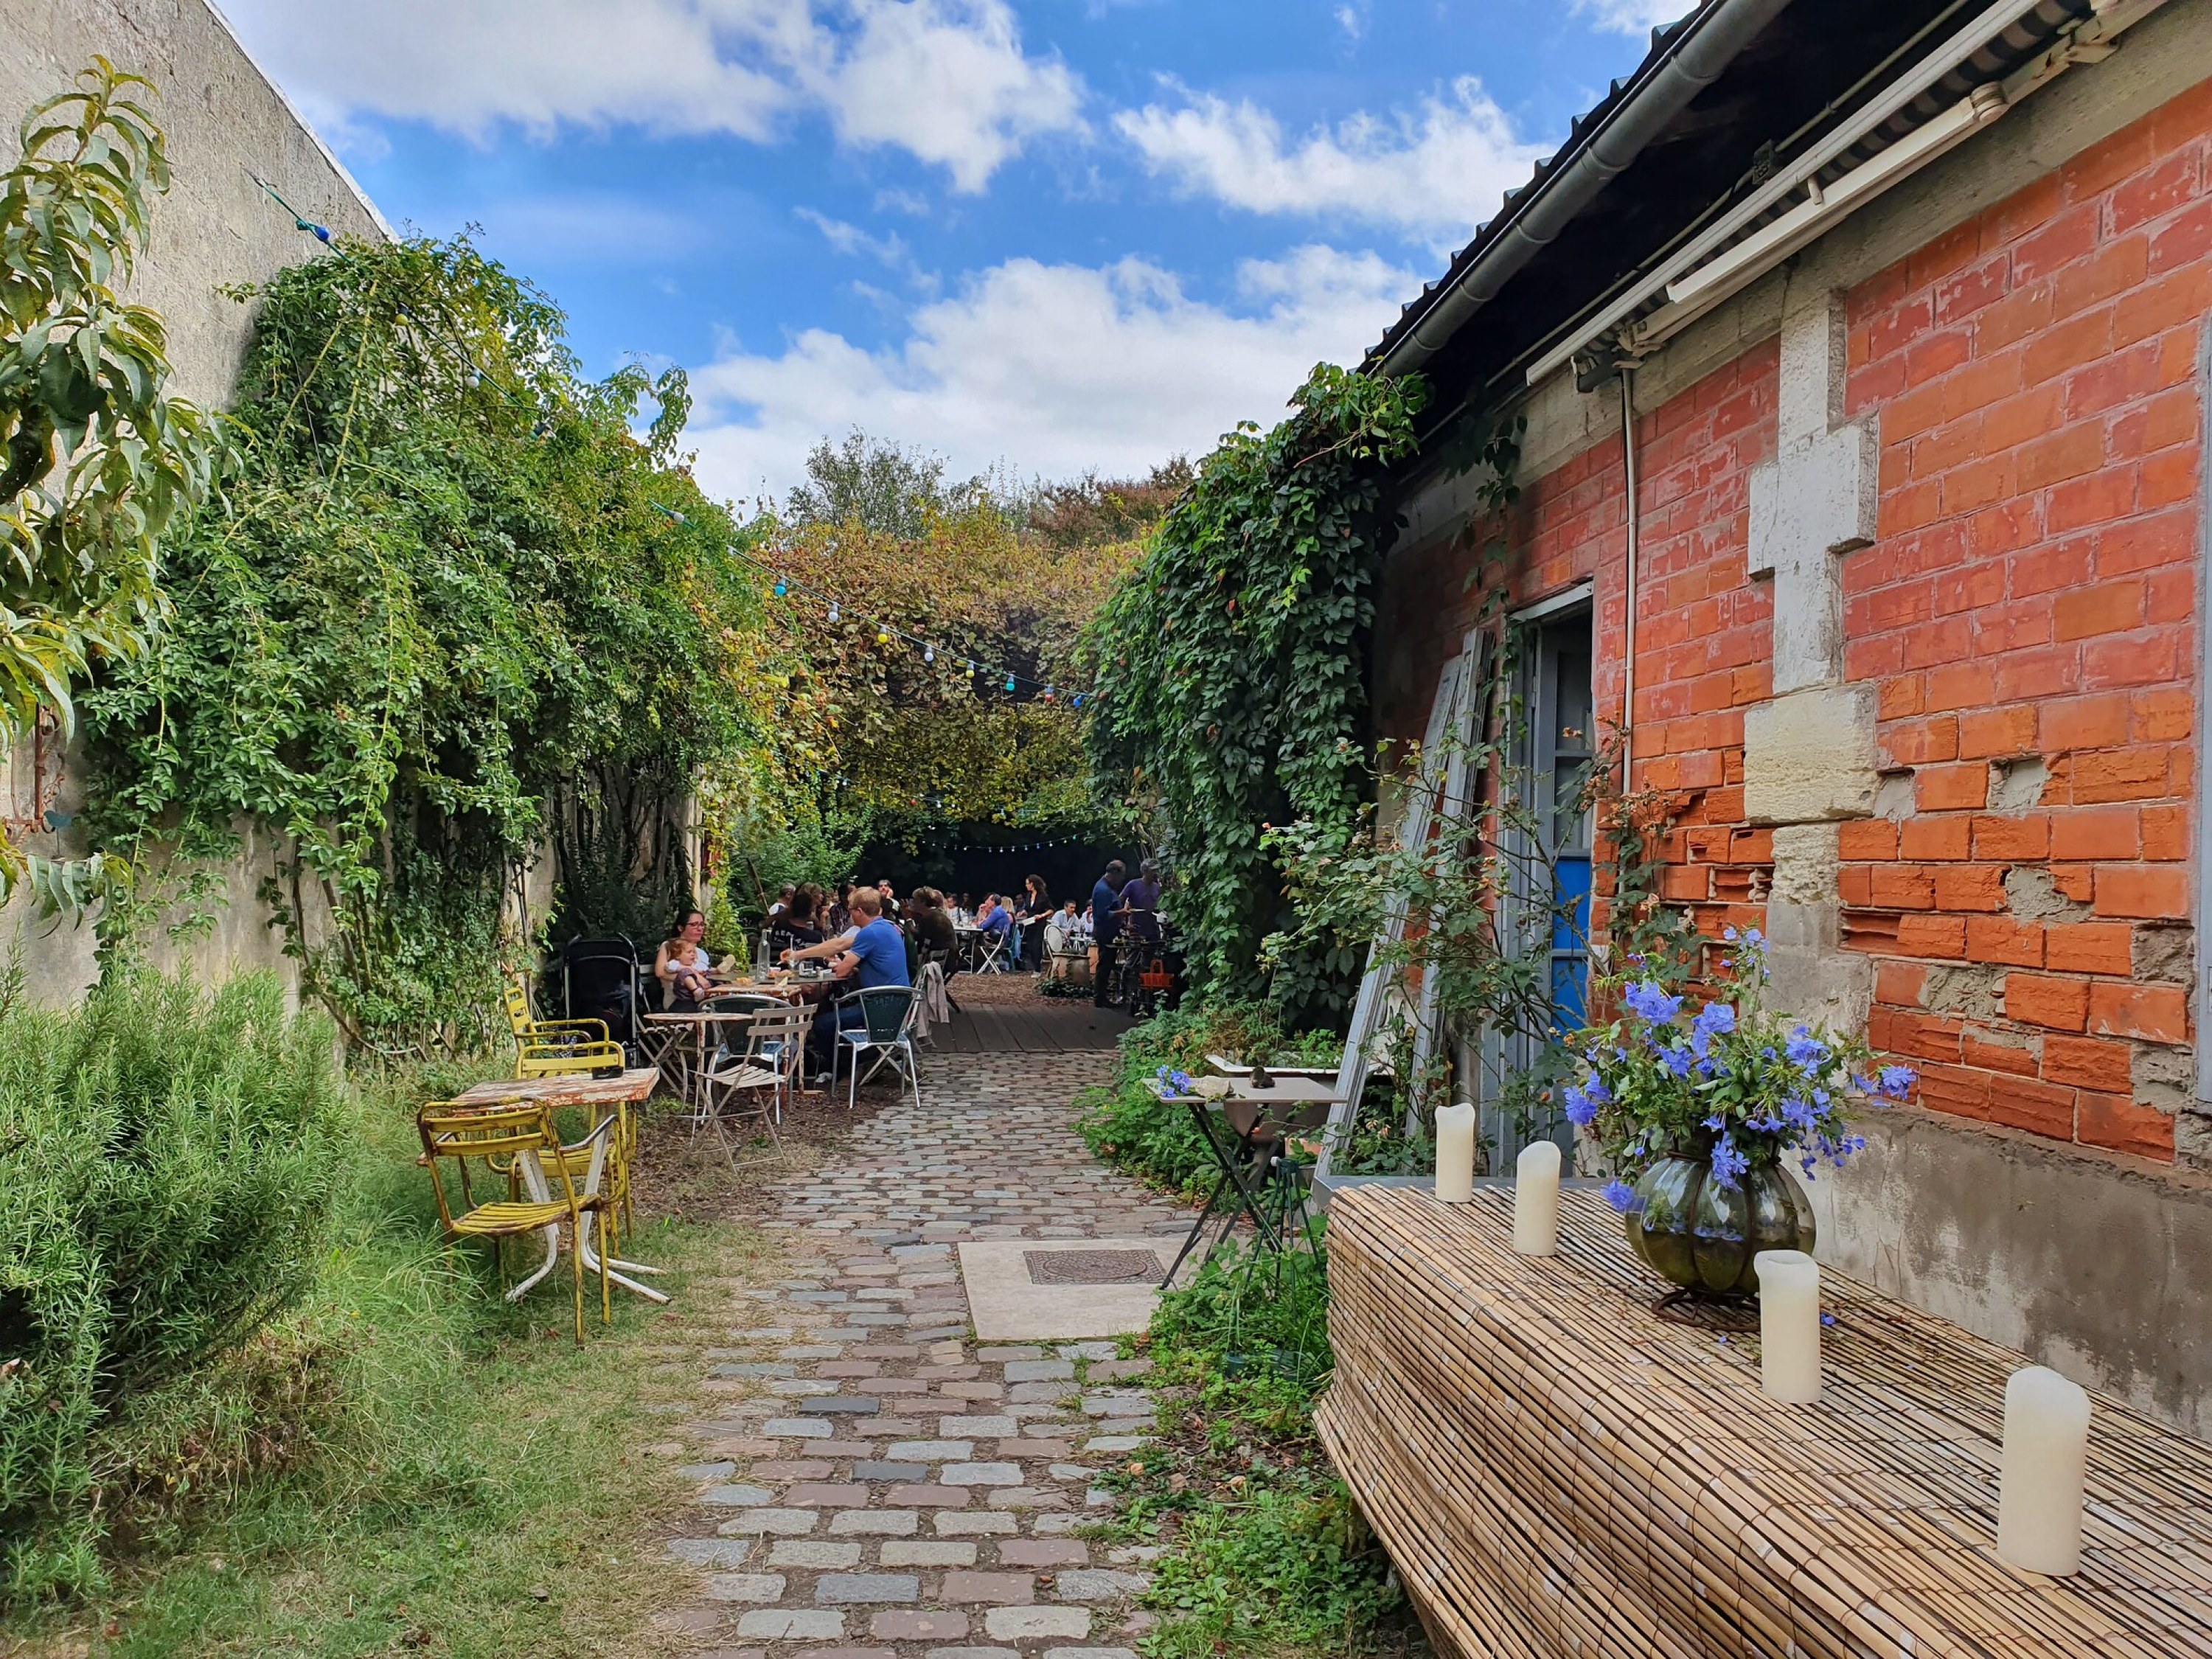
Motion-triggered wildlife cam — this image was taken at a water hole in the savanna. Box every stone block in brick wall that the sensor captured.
[1745,685,1878,824]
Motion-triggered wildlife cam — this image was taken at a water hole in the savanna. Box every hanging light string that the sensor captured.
[252,172,1091,704]
[653,504,1091,705]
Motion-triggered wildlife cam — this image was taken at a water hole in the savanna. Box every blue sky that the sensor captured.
[221,0,1677,506]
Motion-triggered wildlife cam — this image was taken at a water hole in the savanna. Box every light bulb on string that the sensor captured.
[773,577,787,597]
[1043,685,1055,700]
[877,629,891,645]
[1004,673,1017,692]
[925,644,935,663]
[828,602,840,622]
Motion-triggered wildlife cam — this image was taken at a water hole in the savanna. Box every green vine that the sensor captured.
[1081,366,1425,1018]
[80,237,768,1052]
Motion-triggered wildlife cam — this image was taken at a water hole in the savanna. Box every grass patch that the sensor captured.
[1103,1239,1420,1658]
[1,1072,780,1659]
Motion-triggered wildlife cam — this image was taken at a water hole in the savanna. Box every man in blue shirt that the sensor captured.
[785,887,911,1080]
[978,894,1015,968]
[1090,859,1127,1008]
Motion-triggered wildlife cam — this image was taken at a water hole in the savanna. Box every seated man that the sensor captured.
[783,887,911,1082]
[976,893,1015,967]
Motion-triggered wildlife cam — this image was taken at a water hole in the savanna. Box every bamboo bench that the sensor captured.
[1316,1185,2212,1658]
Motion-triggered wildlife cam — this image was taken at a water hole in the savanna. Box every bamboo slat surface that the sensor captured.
[1315,1185,2212,1659]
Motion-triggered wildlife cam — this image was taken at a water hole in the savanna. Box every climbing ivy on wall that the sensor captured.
[80,236,768,1052]
[1081,364,1427,1017]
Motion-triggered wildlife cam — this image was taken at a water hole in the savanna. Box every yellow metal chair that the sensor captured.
[418,1098,610,1343]
[504,975,627,1079]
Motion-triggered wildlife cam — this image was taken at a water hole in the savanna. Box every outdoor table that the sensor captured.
[1154,1079,1336,1287]
[1317,1183,2212,1659]
[448,1068,667,1304]
[642,1009,787,1105]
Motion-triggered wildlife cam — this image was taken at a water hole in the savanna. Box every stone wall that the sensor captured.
[1374,4,2212,1428]
[0,0,387,1000]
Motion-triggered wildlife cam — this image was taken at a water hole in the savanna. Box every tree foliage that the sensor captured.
[82,236,767,1050]
[1080,364,1428,1017]
[0,60,217,902]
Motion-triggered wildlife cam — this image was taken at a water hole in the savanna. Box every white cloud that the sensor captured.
[683,244,1413,501]
[796,207,911,269]
[1114,77,1548,243]
[1573,0,1697,35]
[218,0,1083,190]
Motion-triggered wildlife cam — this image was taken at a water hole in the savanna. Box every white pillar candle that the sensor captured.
[1754,1249,1822,1403]
[1512,1139,1561,1254]
[1434,1101,1475,1204]
[1997,1365,2091,1576]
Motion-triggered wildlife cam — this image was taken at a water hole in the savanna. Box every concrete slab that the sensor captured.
[957,1238,1181,1341]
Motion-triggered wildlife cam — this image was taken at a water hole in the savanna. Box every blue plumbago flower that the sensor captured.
[1746,1113,1786,1134]
[1702,1113,1728,1131]
[1784,1025,1828,1067]
[1801,1153,1818,1178]
[1622,981,1683,1024]
[1695,1057,1717,1077]
[1820,1312,1837,1326]
[1723,925,1740,942]
[1601,1178,1643,1214]
[1709,1130,1750,1189]
[1658,1044,1696,1079]
[1562,1074,1610,1128]
[1169,1070,1194,1093]
[1877,1065,1916,1100]
[1688,1001,1736,1058]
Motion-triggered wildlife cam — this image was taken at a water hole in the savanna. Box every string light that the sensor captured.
[773,577,787,597]
[828,602,840,622]
[925,644,935,663]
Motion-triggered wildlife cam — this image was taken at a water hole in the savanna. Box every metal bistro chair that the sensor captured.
[835,985,921,1111]
[418,1099,610,1343]
[971,925,1012,975]
[697,1005,808,1158]
[503,975,626,1079]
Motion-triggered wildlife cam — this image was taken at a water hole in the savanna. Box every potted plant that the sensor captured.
[1564,928,1914,1298]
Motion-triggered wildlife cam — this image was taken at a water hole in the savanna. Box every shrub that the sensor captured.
[1077,1000,1340,1195]
[0,969,346,1602]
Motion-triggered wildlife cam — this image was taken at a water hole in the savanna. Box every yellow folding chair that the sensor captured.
[504,975,626,1079]
[417,1099,610,1343]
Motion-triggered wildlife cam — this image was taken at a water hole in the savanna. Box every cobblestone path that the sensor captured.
[651,1049,1193,1659]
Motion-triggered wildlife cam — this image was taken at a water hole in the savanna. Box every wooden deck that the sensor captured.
[931,985,1135,1052]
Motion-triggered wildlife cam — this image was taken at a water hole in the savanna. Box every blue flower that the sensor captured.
[1689,1001,1736,1058]
[1709,1130,1749,1189]
[1602,1178,1643,1214]
[1780,1095,1818,1133]
[1169,1070,1194,1093]
[1877,1065,1916,1100]
[1702,1113,1728,1131]
[1622,981,1683,1025]
[1784,1025,1827,1067]
[1562,1074,1609,1128]
[1657,1044,1695,1078]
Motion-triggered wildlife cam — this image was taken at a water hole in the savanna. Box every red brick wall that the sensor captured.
[1837,83,2209,1162]
[1374,81,2209,1167]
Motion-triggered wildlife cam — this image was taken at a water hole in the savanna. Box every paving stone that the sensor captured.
[665,1538,755,1568]
[942,1461,1023,1486]
[784,1482,869,1506]
[1029,1514,1088,1535]
[985,1606,1090,1640]
[815,1572,920,1604]
[829,1508,920,1536]
[872,1610,971,1640]
[925,1649,1019,1659]
[768,1378,840,1395]
[851,1460,929,1481]
[1002,1360,1076,1382]
[941,1414,1018,1437]
[1081,1391,1154,1416]
[699,1484,773,1507]
[1060,1343,1119,1360]
[679,1459,740,1481]
[801,1396,884,1413]
[1054,1570,1151,1600]
[976,1346,1046,1361]
[761,1416,835,1438]
[714,1508,817,1535]
[769,1540,864,1568]
[881,1540,978,1567]
[1086,1360,1152,1381]
[1043,1649,1140,1659]
[1084,1436,1149,1453]
[998,1540,1088,1568]
[940,1571,1034,1604]
[887,1439,973,1461]
[703,1573,785,1603]
[734,1608,845,1639]
[936,1509,1018,1535]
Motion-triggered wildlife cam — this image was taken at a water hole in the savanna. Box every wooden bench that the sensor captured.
[1317,1184,2212,1658]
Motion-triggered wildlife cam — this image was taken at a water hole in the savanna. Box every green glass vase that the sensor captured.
[1624,1153,1816,1297]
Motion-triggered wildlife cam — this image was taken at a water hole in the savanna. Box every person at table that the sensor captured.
[784,888,911,1082]
[655,908,716,1010]
[1090,858,1127,1008]
[1043,899,1080,956]
[1015,875,1051,973]
[767,883,794,924]
[771,887,824,960]
[824,883,851,934]
[1117,859,1162,950]
[911,887,957,961]
[873,877,902,921]
[976,892,1015,967]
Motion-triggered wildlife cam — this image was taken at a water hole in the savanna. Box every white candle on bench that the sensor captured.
[1512,1140,1560,1254]
[1754,1249,1821,1402]
[1998,1365,2090,1576]
[1435,1101,1475,1204]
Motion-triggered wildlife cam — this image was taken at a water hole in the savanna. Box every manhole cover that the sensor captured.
[1024,1248,1162,1285]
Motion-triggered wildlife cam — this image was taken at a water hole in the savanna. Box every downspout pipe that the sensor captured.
[1375,0,1795,379]
[1619,366,1641,794]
